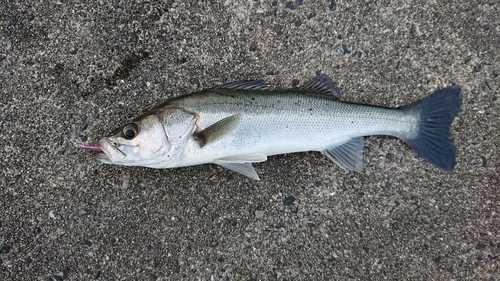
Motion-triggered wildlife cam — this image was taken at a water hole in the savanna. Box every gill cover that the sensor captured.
[157,107,197,161]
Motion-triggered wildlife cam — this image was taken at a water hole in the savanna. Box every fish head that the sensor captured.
[96,108,197,167]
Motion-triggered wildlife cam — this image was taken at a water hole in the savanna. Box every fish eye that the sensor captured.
[122,123,139,139]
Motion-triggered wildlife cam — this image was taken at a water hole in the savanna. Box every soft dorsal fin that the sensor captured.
[214,80,272,91]
[299,74,341,98]
[322,137,364,172]
[194,114,242,147]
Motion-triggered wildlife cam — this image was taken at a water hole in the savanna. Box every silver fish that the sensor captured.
[81,75,462,180]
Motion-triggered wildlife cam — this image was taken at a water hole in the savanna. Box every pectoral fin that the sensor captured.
[214,153,267,180]
[322,137,364,172]
[194,114,242,147]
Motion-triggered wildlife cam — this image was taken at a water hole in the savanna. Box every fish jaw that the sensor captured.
[77,142,115,164]
[95,138,128,164]
[76,140,120,164]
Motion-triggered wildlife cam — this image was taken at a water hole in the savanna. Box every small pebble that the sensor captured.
[254,210,265,219]
[0,245,12,254]
[475,243,486,250]
[329,1,337,11]
[341,44,350,55]
[462,247,470,254]
[285,2,296,10]
[283,196,295,206]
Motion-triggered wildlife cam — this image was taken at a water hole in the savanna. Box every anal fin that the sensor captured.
[214,153,267,180]
[322,137,364,172]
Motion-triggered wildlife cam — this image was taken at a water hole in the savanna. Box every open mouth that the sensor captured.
[77,139,126,163]
[78,137,141,165]
[77,143,110,161]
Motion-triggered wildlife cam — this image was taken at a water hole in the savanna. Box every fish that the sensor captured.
[80,74,462,180]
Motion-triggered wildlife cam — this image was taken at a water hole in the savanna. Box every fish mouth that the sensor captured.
[78,139,127,163]
[95,138,127,163]
[95,149,112,163]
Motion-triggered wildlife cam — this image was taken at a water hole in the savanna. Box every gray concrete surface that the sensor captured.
[1,1,499,280]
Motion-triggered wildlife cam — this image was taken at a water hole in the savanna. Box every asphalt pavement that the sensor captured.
[1,1,499,280]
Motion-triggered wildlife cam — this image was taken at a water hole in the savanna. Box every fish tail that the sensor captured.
[400,86,462,171]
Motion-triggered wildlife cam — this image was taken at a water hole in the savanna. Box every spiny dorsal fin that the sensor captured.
[214,75,340,97]
[299,74,341,98]
[194,114,242,147]
[214,80,272,91]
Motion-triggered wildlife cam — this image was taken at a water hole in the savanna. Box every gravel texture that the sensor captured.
[1,1,499,280]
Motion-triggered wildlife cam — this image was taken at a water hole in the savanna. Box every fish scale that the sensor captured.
[172,90,413,148]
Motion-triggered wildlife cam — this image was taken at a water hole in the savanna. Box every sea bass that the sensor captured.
[80,75,462,180]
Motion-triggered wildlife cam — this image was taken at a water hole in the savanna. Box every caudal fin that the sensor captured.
[401,86,462,171]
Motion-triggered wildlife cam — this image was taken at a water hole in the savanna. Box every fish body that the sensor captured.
[90,75,462,180]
